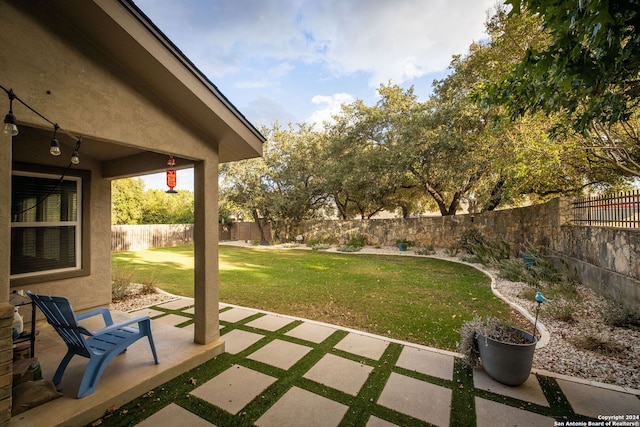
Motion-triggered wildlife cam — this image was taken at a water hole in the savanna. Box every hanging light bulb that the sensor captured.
[71,138,81,164]
[50,123,61,156]
[3,89,18,136]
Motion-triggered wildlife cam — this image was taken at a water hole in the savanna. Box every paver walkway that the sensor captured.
[117,298,640,427]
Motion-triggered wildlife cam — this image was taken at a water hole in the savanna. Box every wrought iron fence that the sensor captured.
[573,190,640,228]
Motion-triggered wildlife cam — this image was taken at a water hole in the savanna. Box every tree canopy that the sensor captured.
[490,0,640,132]
[111,178,194,225]
[114,4,637,228]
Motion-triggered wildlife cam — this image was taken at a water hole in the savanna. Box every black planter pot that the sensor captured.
[476,327,537,386]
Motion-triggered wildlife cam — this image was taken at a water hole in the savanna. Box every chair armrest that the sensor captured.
[77,307,114,327]
[92,316,151,336]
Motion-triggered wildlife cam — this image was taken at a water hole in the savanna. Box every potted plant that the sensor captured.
[396,238,411,252]
[460,317,537,386]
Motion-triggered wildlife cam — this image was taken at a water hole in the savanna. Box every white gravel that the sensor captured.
[113,242,640,390]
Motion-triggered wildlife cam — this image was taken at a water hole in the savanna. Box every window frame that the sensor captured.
[10,163,91,286]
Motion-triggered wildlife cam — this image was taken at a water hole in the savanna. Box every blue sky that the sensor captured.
[135,0,498,190]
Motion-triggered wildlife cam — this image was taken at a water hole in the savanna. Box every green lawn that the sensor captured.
[112,245,516,350]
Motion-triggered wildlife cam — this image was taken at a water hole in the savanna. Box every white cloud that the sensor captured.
[242,96,299,128]
[138,0,495,84]
[307,93,355,127]
[298,0,496,86]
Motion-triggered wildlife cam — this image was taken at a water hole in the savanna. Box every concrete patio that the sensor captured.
[11,297,640,426]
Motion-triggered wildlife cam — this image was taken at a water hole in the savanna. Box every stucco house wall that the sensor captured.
[0,0,263,422]
[4,0,207,311]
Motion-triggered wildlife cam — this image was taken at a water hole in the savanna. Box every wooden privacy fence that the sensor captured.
[573,190,640,229]
[111,222,271,252]
[112,224,194,252]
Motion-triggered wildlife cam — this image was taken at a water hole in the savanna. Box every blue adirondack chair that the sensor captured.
[27,292,159,398]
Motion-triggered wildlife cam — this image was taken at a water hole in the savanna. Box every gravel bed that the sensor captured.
[491,273,640,390]
[114,242,640,390]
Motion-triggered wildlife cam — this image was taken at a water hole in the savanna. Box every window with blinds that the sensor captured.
[11,172,82,277]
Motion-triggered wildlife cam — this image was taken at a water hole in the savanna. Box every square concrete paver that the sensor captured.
[557,379,640,419]
[190,365,277,415]
[303,353,373,396]
[473,368,549,407]
[366,416,399,427]
[378,372,451,426]
[255,386,348,427]
[156,298,194,310]
[475,397,555,427]
[248,339,313,370]
[396,346,454,381]
[246,315,295,332]
[152,314,192,327]
[219,307,259,323]
[130,307,166,318]
[222,329,265,354]
[334,333,389,361]
[135,403,216,427]
[285,322,337,343]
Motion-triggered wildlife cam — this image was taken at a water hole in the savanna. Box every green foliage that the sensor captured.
[112,267,135,300]
[458,228,485,254]
[112,266,157,300]
[111,178,146,225]
[111,178,194,225]
[311,244,331,251]
[220,123,330,241]
[415,245,435,255]
[604,300,640,329]
[572,334,629,356]
[139,273,157,295]
[345,233,366,248]
[469,240,511,266]
[544,300,578,324]
[306,232,337,247]
[336,245,362,252]
[500,0,640,132]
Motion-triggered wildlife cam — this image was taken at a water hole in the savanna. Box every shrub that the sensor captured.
[572,334,628,356]
[544,300,578,324]
[346,233,366,248]
[458,228,485,254]
[139,273,158,295]
[604,300,640,329]
[112,267,135,301]
[415,245,435,255]
[307,232,337,247]
[470,240,510,265]
[311,244,331,251]
[336,245,362,252]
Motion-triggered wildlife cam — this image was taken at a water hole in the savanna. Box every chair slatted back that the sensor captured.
[28,293,91,358]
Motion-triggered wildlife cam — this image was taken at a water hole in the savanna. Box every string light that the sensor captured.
[3,89,18,136]
[50,123,61,156]
[2,84,81,164]
[71,138,81,165]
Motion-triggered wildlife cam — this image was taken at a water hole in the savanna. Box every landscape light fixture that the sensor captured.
[3,89,18,136]
[50,123,61,156]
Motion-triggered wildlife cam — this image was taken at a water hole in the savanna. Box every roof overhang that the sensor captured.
[46,0,264,164]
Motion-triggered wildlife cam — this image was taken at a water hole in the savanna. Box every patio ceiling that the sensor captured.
[13,126,194,179]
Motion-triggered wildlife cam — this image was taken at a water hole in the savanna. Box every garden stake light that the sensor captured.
[533,291,547,338]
